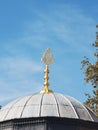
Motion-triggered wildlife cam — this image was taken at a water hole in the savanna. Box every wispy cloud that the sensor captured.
[0,2,97,105]
[18,4,96,56]
[0,57,42,78]
[1,3,95,57]
[0,56,43,105]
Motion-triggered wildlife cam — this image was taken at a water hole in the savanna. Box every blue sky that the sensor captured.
[0,0,98,106]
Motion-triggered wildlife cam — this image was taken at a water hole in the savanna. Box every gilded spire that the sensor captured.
[40,48,54,94]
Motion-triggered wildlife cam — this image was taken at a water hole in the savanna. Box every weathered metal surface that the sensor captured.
[0,93,97,122]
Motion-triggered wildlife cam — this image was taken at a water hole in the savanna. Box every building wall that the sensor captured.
[14,124,46,130]
[0,117,98,130]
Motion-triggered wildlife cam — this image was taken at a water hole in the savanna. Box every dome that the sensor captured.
[0,93,97,122]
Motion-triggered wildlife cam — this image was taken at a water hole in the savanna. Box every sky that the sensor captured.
[0,0,98,106]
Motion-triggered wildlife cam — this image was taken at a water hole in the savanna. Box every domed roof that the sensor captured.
[0,93,97,122]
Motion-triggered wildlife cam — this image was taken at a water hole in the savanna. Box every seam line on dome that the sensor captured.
[3,97,24,121]
[39,94,44,117]
[60,94,79,118]
[53,93,60,117]
[79,103,94,121]
[20,94,35,118]
[67,96,94,121]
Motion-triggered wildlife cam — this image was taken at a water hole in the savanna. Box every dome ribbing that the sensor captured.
[0,93,97,122]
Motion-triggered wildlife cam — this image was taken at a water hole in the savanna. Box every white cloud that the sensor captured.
[2,4,95,57]
[0,56,43,105]
[0,3,97,105]
[0,57,42,76]
[0,78,42,106]
[18,4,96,56]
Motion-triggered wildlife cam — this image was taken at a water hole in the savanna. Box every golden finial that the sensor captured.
[40,48,54,94]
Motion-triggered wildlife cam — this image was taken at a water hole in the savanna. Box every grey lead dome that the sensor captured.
[0,93,97,122]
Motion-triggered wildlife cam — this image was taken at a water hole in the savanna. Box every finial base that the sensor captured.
[40,88,53,94]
